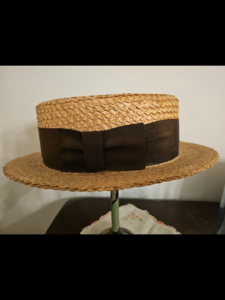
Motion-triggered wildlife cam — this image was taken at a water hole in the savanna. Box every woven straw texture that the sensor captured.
[36,93,179,131]
[3,142,219,192]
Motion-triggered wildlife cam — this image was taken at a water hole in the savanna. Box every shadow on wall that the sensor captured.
[178,162,225,201]
[1,197,71,234]
[118,162,225,202]
[1,124,41,208]
[0,124,65,232]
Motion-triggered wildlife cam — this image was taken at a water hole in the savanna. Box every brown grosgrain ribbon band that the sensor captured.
[38,119,179,172]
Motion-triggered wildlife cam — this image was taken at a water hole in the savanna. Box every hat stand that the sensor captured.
[100,190,133,235]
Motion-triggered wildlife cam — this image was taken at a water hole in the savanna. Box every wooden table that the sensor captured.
[46,198,219,234]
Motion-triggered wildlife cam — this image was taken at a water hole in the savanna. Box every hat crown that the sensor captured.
[36,93,179,132]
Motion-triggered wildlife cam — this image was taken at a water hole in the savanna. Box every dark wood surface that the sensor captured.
[46,198,219,234]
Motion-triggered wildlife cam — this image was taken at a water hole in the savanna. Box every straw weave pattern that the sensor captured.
[36,93,179,131]
[3,142,219,192]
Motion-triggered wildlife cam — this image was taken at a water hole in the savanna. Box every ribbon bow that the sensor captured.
[39,123,146,172]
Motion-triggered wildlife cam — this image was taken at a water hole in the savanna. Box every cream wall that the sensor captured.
[0,66,225,234]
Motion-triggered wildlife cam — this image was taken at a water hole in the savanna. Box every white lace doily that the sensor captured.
[81,204,181,234]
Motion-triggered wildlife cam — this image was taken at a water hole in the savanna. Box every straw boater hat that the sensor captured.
[3,93,219,192]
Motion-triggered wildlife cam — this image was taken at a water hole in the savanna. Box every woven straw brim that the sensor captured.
[3,142,219,192]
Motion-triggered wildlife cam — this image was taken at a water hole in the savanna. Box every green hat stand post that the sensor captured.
[100,190,133,235]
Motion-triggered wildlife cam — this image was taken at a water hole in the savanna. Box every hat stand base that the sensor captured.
[99,190,133,235]
[100,227,133,235]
